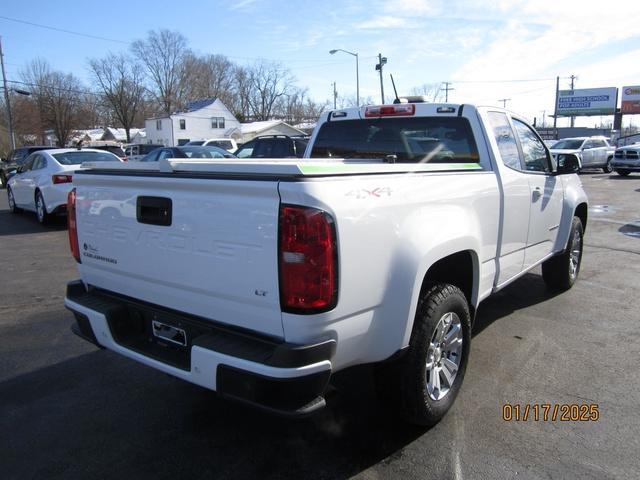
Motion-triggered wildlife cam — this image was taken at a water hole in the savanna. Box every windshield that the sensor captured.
[552,139,585,150]
[179,146,235,158]
[310,117,479,163]
[53,151,121,165]
[187,141,205,146]
[207,140,233,149]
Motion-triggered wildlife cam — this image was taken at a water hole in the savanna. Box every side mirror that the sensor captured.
[556,153,581,174]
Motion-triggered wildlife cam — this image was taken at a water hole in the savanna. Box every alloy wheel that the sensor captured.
[569,227,582,280]
[426,312,463,401]
[36,194,45,222]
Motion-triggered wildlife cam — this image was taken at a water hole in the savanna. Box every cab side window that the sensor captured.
[235,141,256,158]
[512,119,550,173]
[488,112,521,170]
[32,155,47,170]
[21,154,37,171]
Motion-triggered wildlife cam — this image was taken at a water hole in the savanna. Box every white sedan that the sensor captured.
[7,148,122,224]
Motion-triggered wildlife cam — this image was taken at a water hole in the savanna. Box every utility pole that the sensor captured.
[541,110,546,128]
[443,82,454,102]
[498,98,511,108]
[553,76,559,130]
[569,74,577,127]
[332,82,337,110]
[375,54,387,104]
[0,36,16,151]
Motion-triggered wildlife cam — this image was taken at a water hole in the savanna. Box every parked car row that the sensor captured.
[6,149,123,224]
[549,136,615,173]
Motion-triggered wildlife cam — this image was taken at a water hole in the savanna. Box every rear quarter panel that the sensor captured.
[279,170,500,370]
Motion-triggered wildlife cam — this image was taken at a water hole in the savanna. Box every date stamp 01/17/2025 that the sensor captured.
[502,404,600,422]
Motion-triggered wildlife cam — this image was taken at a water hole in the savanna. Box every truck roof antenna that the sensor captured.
[390,74,400,104]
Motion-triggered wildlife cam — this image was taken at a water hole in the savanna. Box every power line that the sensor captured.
[0,15,131,45]
[453,78,556,84]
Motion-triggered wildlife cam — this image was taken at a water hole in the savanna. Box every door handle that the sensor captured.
[532,187,542,202]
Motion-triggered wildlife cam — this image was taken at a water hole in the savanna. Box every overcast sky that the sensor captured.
[2,0,640,127]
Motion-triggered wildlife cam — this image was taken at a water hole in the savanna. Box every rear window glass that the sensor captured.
[310,117,479,163]
[53,151,121,165]
[552,139,584,149]
[179,146,233,158]
[96,146,125,156]
[207,140,232,149]
[140,145,164,154]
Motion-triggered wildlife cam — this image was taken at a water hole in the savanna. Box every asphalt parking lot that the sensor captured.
[1,172,639,480]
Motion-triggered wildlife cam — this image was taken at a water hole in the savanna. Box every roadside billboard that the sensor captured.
[621,86,640,114]
[556,87,617,116]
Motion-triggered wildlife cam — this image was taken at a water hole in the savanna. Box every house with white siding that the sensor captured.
[145,98,240,147]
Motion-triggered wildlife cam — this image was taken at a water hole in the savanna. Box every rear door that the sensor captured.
[511,118,563,268]
[12,154,38,206]
[592,139,608,166]
[581,140,596,167]
[74,173,284,337]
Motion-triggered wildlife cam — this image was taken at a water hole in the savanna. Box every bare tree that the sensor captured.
[338,94,374,108]
[76,92,113,129]
[88,53,146,142]
[274,87,329,124]
[131,30,190,115]
[246,61,295,121]
[228,65,252,122]
[410,83,444,102]
[183,53,235,104]
[21,59,83,146]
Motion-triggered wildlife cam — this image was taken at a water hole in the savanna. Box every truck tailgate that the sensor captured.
[73,173,283,338]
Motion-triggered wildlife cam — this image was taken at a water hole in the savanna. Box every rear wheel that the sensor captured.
[616,170,631,177]
[376,283,471,426]
[35,190,51,225]
[0,171,6,189]
[7,187,21,213]
[603,158,613,173]
[542,216,583,291]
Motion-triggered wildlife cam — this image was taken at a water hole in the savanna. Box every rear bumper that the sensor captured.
[65,280,334,416]
[43,183,73,213]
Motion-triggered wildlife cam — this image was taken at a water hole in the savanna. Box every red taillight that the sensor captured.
[365,104,415,117]
[53,174,73,184]
[279,205,338,313]
[67,188,81,263]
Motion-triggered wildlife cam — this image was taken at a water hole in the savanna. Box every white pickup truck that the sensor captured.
[64,101,588,426]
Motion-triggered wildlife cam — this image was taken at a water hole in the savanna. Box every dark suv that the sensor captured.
[234,135,308,159]
[1,146,59,188]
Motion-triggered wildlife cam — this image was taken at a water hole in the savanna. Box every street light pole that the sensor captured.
[329,49,359,107]
[0,36,16,151]
[375,54,387,104]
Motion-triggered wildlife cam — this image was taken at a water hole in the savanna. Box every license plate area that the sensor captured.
[152,320,187,347]
[106,303,208,371]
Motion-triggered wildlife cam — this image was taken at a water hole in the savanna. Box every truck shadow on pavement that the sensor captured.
[472,272,561,337]
[0,209,67,235]
[1,274,563,480]
[1,347,431,479]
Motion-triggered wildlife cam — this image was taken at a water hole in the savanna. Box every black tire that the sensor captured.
[35,190,51,225]
[7,187,21,213]
[0,171,6,189]
[542,216,583,291]
[375,283,471,427]
[603,158,613,173]
[616,170,630,177]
